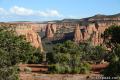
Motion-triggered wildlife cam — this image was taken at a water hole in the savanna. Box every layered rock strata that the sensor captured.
[15,26,44,52]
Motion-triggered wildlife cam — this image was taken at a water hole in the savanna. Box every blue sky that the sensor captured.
[0,0,120,22]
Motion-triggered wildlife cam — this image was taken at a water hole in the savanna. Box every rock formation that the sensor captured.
[15,26,44,52]
[77,23,102,46]
[1,13,120,47]
[73,24,83,43]
[81,26,88,41]
[51,24,57,33]
[86,22,110,46]
[25,30,44,52]
[86,23,100,46]
[45,24,54,39]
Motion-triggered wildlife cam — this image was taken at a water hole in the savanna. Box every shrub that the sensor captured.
[48,64,65,74]
[28,49,43,64]
[64,65,72,73]
[82,45,107,64]
[72,66,81,74]
[101,61,120,80]
[103,25,120,47]
[0,27,41,80]
[80,63,91,74]
[47,40,91,74]
[0,66,19,80]
[101,44,120,79]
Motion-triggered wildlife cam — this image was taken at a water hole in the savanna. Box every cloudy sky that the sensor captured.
[0,0,120,22]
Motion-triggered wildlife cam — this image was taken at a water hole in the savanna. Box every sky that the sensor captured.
[0,0,120,22]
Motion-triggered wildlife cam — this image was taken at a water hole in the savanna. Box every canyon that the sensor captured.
[0,13,120,51]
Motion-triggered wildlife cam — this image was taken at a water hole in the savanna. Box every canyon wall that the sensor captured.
[44,20,120,46]
[15,25,44,52]
[1,13,120,49]
[0,23,44,52]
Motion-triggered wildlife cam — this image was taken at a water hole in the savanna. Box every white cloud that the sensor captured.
[38,10,62,17]
[9,6,63,17]
[47,10,61,17]
[0,6,65,21]
[10,6,34,16]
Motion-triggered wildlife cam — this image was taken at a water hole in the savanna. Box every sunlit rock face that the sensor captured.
[51,24,57,33]
[87,23,99,46]
[72,23,107,46]
[94,23,107,45]
[25,30,44,52]
[84,22,110,46]
[82,23,102,46]
[87,24,97,35]
[73,24,83,43]
[1,15,120,48]
[45,24,54,39]
[15,25,44,52]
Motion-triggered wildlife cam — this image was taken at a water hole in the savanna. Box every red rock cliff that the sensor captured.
[73,24,83,43]
[45,24,54,39]
[16,27,44,52]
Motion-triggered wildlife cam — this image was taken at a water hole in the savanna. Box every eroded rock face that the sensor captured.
[85,23,101,46]
[26,30,44,52]
[73,24,83,43]
[45,24,54,39]
[85,22,109,46]
[51,24,57,33]
[75,23,104,46]
[16,27,44,52]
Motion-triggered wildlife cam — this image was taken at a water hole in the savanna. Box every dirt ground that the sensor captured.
[19,72,103,80]
[19,64,108,80]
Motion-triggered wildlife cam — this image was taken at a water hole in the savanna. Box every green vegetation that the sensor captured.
[47,40,91,74]
[28,48,43,64]
[101,25,120,80]
[47,40,107,74]
[1,24,120,78]
[103,25,120,47]
[0,27,42,80]
[81,43,107,64]
[101,44,120,79]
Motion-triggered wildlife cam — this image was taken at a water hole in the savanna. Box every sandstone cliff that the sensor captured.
[45,24,54,39]
[83,23,99,46]
[73,24,83,43]
[25,30,44,52]
[16,27,44,52]
[1,13,120,47]
[51,24,57,33]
